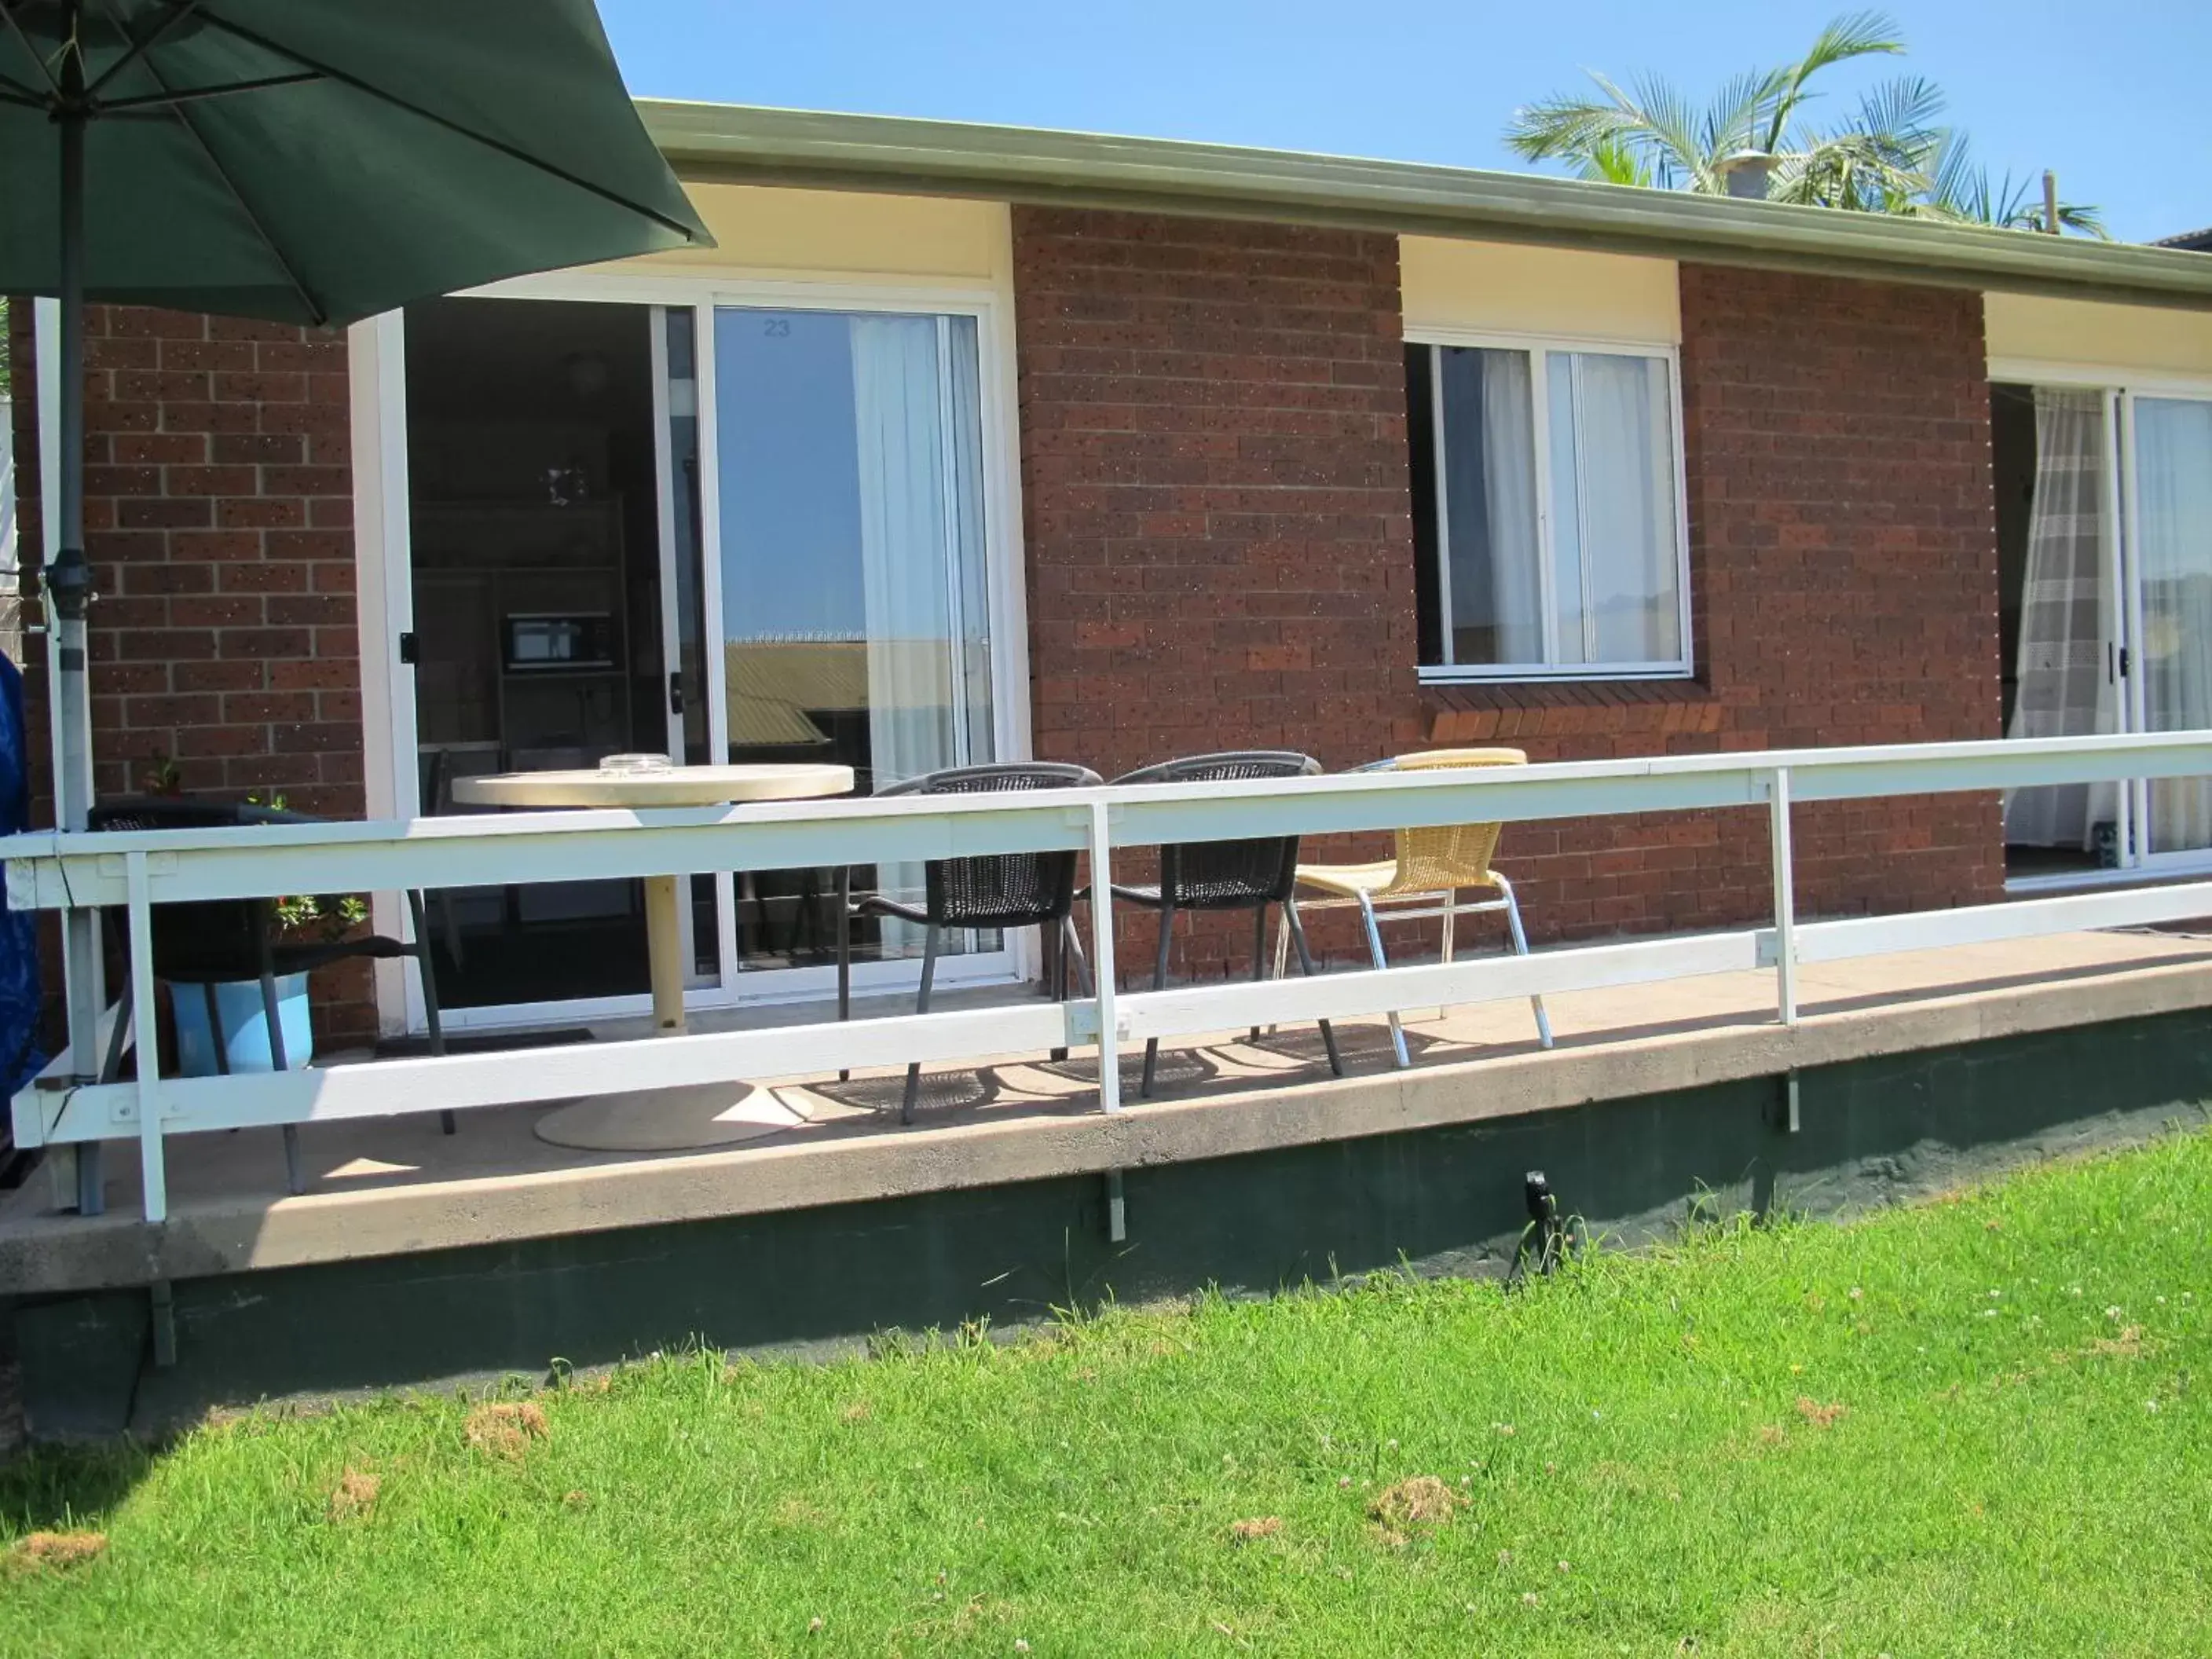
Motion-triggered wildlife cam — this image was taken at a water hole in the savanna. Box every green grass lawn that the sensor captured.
[4,1130,2208,1657]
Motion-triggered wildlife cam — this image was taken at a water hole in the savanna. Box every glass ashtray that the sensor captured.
[598,753,675,773]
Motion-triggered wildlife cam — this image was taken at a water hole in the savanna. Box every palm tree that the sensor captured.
[1910,131,2108,237]
[1502,12,2108,236]
[1505,11,1930,201]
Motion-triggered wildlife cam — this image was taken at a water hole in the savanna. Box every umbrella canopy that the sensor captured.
[0,0,710,1108]
[0,0,712,324]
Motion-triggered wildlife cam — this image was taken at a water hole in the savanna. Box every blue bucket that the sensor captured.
[167,973,313,1075]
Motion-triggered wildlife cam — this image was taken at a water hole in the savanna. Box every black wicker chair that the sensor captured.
[1104,750,1343,1097]
[84,797,449,1210]
[835,762,1101,1124]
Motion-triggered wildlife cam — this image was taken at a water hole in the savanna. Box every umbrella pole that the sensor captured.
[47,62,102,1108]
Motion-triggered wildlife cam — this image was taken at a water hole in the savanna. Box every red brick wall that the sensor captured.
[6,302,375,1045]
[1015,229,2005,974]
[6,247,2006,1025]
[1010,208,1426,976]
[1428,266,2004,934]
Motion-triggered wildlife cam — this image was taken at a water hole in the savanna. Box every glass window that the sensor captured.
[1408,341,1686,678]
[2133,394,2212,854]
[712,307,996,969]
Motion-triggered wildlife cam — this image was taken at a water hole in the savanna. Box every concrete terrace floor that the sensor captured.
[9,927,2212,1295]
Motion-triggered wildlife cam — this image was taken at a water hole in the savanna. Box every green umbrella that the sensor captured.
[0,0,711,1078]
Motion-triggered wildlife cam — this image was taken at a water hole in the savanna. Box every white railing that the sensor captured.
[12,730,2212,1225]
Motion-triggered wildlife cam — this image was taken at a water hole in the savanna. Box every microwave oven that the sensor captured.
[503,613,617,672]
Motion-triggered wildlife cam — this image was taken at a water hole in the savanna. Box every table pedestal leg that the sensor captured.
[643,874,687,1035]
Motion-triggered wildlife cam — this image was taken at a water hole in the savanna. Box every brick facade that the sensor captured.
[1014,226,2005,970]
[6,302,375,1044]
[1426,266,2005,934]
[6,239,2009,1022]
[1010,208,1425,974]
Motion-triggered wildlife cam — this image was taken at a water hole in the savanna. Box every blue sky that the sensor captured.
[600,1,2204,244]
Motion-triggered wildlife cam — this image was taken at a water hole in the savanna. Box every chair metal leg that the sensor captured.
[75,1142,104,1218]
[407,891,455,1134]
[835,868,853,1082]
[97,974,134,1085]
[902,925,940,1125]
[1248,905,1266,1043]
[1060,914,1093,999]
[1141,900,1174,1098]
[1496,875,1552,1049]
[1284,897,1342,1077]
[1049,918,1071,1064]
[205,983,230,1075]
[438,890,463,971]
[793,868,825,960]
[258,969,304,1196]
[1358,892,1410,1070]
[1263,902,1292,1037]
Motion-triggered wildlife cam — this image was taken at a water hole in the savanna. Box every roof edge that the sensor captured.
[639,101,2212,312]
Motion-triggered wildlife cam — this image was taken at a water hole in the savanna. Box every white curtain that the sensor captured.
[944,317,994,767]
[1478,352,1542,663]
[2005,390,2116,849]
[1439,348,1541,665]
[851,315,957,936]
[1559,353,1679,665]
[2136,396,2212,851]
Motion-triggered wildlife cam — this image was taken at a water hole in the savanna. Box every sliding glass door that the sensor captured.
[392,290,1014,1027]
[403,296,674,1013]
[2130,394,2212,860]
[708,306,1001,983]
[1998,381,2212,879]
[1998,385,2126,873]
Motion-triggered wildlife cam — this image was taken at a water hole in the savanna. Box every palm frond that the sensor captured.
[2053,201,2110,239]
[1620,71,1722,191]
[1850,74,1947,159]
[1504,93,1635,163]
[1907,137,2111,238]
[1760,9,1907,152]
[1920,128,1982,214]
[1506,69,1717,190]
[1771,130,1931,213]
[1794,8,1909,77]
[1577,134,1654,188]
[1502,11,2106,236]
[1701,66,1789,161]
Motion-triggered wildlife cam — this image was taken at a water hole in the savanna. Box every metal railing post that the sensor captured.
[126,851,169,1222]
[1086,800,1121,1113]
[1768,766,1797,1027]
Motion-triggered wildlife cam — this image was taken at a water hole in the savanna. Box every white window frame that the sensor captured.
[350,266,1035,1036]
[1987,357,2212,890]
[1408,327,1694,684]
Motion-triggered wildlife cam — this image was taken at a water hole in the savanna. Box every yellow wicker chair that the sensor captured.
[1280,748,1552,1068]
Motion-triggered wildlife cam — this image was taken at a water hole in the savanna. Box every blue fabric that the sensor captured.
[0,650,45,1097]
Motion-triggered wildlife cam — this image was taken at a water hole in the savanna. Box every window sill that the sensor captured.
[1419,676,1710,710]
[1417,668,1695,688]
[1419,673,1723,740]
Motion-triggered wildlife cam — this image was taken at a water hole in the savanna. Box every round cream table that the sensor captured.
[449,761,854,1151]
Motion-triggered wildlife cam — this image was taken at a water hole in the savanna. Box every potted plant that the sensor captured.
[169,890,367,1076]
[164,789,368,1076]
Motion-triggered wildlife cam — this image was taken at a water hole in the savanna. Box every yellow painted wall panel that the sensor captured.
[625,183,1009,284]
[1986,292,2212,380]
[1399,236,1680,343]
